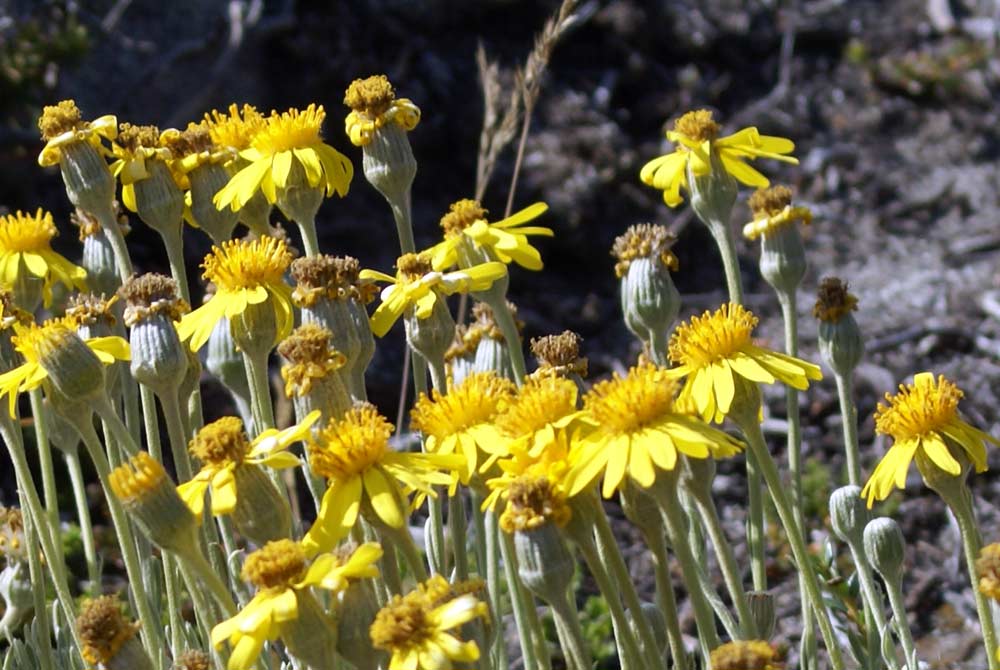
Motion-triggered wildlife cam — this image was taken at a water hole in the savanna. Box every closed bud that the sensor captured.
[337,580,384,670]
[629,602,668,656]
[34,322,109,404]
[746,590,776,640]
[829,485,871,546]
[74,208,125,297]
[405,295,455,369]
[231,464,293,545]
[205,317,253,425]
[814,277,864,376]
[863,517,906,583]
[514,523,575,604]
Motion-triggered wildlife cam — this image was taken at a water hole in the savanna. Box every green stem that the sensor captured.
[27,390,61,555]
[296,214,321,257]
[481,504,508,669]
[746,450,767,591]
[835,372,862,487]
[449,493,470,581]
[588,496,667,669]
[689,487,755,638]
[650,480,721,662]
[19,489,55,670]
[487,296,526,386]
[883,567,919,670]
[706,218,744,305]
[65,448,100,586]
[94,395,141,457]
[380,523,428,582]
[427,355,448,396]
[940,486,998,670]
[0,417,80,649]
[737,418,846,670]
[389,190,416,255]
[78,423,165,667]
[844,541,899,670]
[177,543,238,616]
[500,531,551,670]
[97,204,134,279]
[242,350,276,435]
[643,524,689,670]
[163,554,185,658]
[548,589,592,670]
[159,390,194,482]
[567,525,644,670]
[162,227,191,304]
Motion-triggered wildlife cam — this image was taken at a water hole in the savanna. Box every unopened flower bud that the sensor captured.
[829,485,871,546]
[120,274,190,396]
[76,595,153,670]
[405,295,455,370]
[109,452,199,555]
[205,317,254,427]
[33,322,109,404]
[74,208,125,297]
[814,277,865,377]
[629,601,668,656]
[231,464,293,545]
[744,186,810,295]
[612,224,681,354]
[337,580,384,670]
[514,523,575,604]
[863,517,906,583]
[470,301,518,380]
[746,591,776,640]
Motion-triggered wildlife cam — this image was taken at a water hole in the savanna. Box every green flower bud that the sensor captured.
[612,224,681,352]
[134,160,185,238]
[629,601,668,656]
[405,295,455,370]
[75,208,125,297]
[863,517,906,583]
[337,580,383,670]
[205,318,254,426]
[283,590,340,669]
[746,590,776,640]
[829,485,871,546]
[232,464,293,546]
[514,523,575,604]
[814,277,865,377]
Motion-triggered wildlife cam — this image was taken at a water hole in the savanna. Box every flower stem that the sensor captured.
[21,507,55,670]
[883,566,919,670]
[642,522,689,670]
[736,418,846,670]
[389,190,416,255]
[64,448,100,585]
[94,394,141,457]
[480,502,508,669]
[296,214,321,258]
[28,390,62,554]
[844,537,900,670]
[162,226,191,304]
[499,530,547,670]
[449,493,470,581]
[485,294,526,386]
[241,349,276,435]
[835,371,862,486]
[746,450,767,591]
[159,389,194,482]
[705,218,744,305]
[548,588,592,670]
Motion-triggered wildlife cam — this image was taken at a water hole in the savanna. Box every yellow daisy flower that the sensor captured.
[202,103,265,154]
[177,411,320,519]
[0,319,129,416]
[742,184,812,240]
[410,371,516,488]
[639,109,798,207]
[212,539,382,670]
[567,362,744,498]
[37,99,117,167]
[343,74,421,147]
[428,199,552,271]
[709,640,783,670]
[0,209,88,306]
[109,123,173,213]
[667,303,822,423]
[360,252,507,337]
[370,574,488,670]
[213,104,353,211]
[862,373,998,507]
[176,235,294,351]
[304,404,462,551]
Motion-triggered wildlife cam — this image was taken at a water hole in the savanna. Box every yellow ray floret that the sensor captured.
[667,303,822,423]
[361,252,507,337]
[176,235,294,351]
[37,99,117,166]
[213,539,381,670]
[214,104,353,211]
[343,74,421,147]
[0,209,87,305]
[429,199,552,271]
[640,109,797,207]
[862,372,998,507]
[567,362,744,498]
[304,405,462,552]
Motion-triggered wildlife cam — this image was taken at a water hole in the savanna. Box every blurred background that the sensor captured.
[5,0,1000,664]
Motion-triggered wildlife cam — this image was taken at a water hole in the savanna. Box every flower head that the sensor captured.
[305,405,462,551]
[813,277,858,323]
[203,104,266,153]
[862,373,997,507]
[214,104,353,211]
[109,123,173,210]
[529,330,588,380]
[278,323,347,398]
[743,185,812,240]
[0,209,88,305]
[611,223,679,279]
[430,199,552,271]
[488,375,583,463]
[640,109,797,207]
[667,303,822,423]
[37,100,117,166]
[978,543,1000,602]
[370,574,488,670]
[410,371,516,488]
[176,235,295,351]
[567,362,744,498]
[361,253,507,337]
[344,74,421,147]
[213,540,382,670]
[178,411,319,519]
[709,640,784,670]
[0,319,129,416]
[76,595,140,666]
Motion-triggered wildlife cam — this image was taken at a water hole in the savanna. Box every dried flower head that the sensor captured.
[813,277,859,323]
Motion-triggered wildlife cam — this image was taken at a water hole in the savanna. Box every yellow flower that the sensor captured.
[0,209,88,304]
[410,371,516,488]
[978,543,1000,602]
[213,104,353,211]
[742,185,812,240]
[639,109,798,207]
[76,595,140,666]
[202,103,265,153]
[360,252,507,337]
[667,303,822,423]
[0,320,129,416]
[176,235,295,351]
[109,123,173,212]
[304,405,462,551]
[178,411,320,519]
[483,427,577,531]
[709,640,783,670]
[213,539,382,670]
[862,373,997,507]
[343,74,421,147]
[370,574,488,670]
[37,99,117,166]
[567,362,744,498]
[429,199,552,271]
